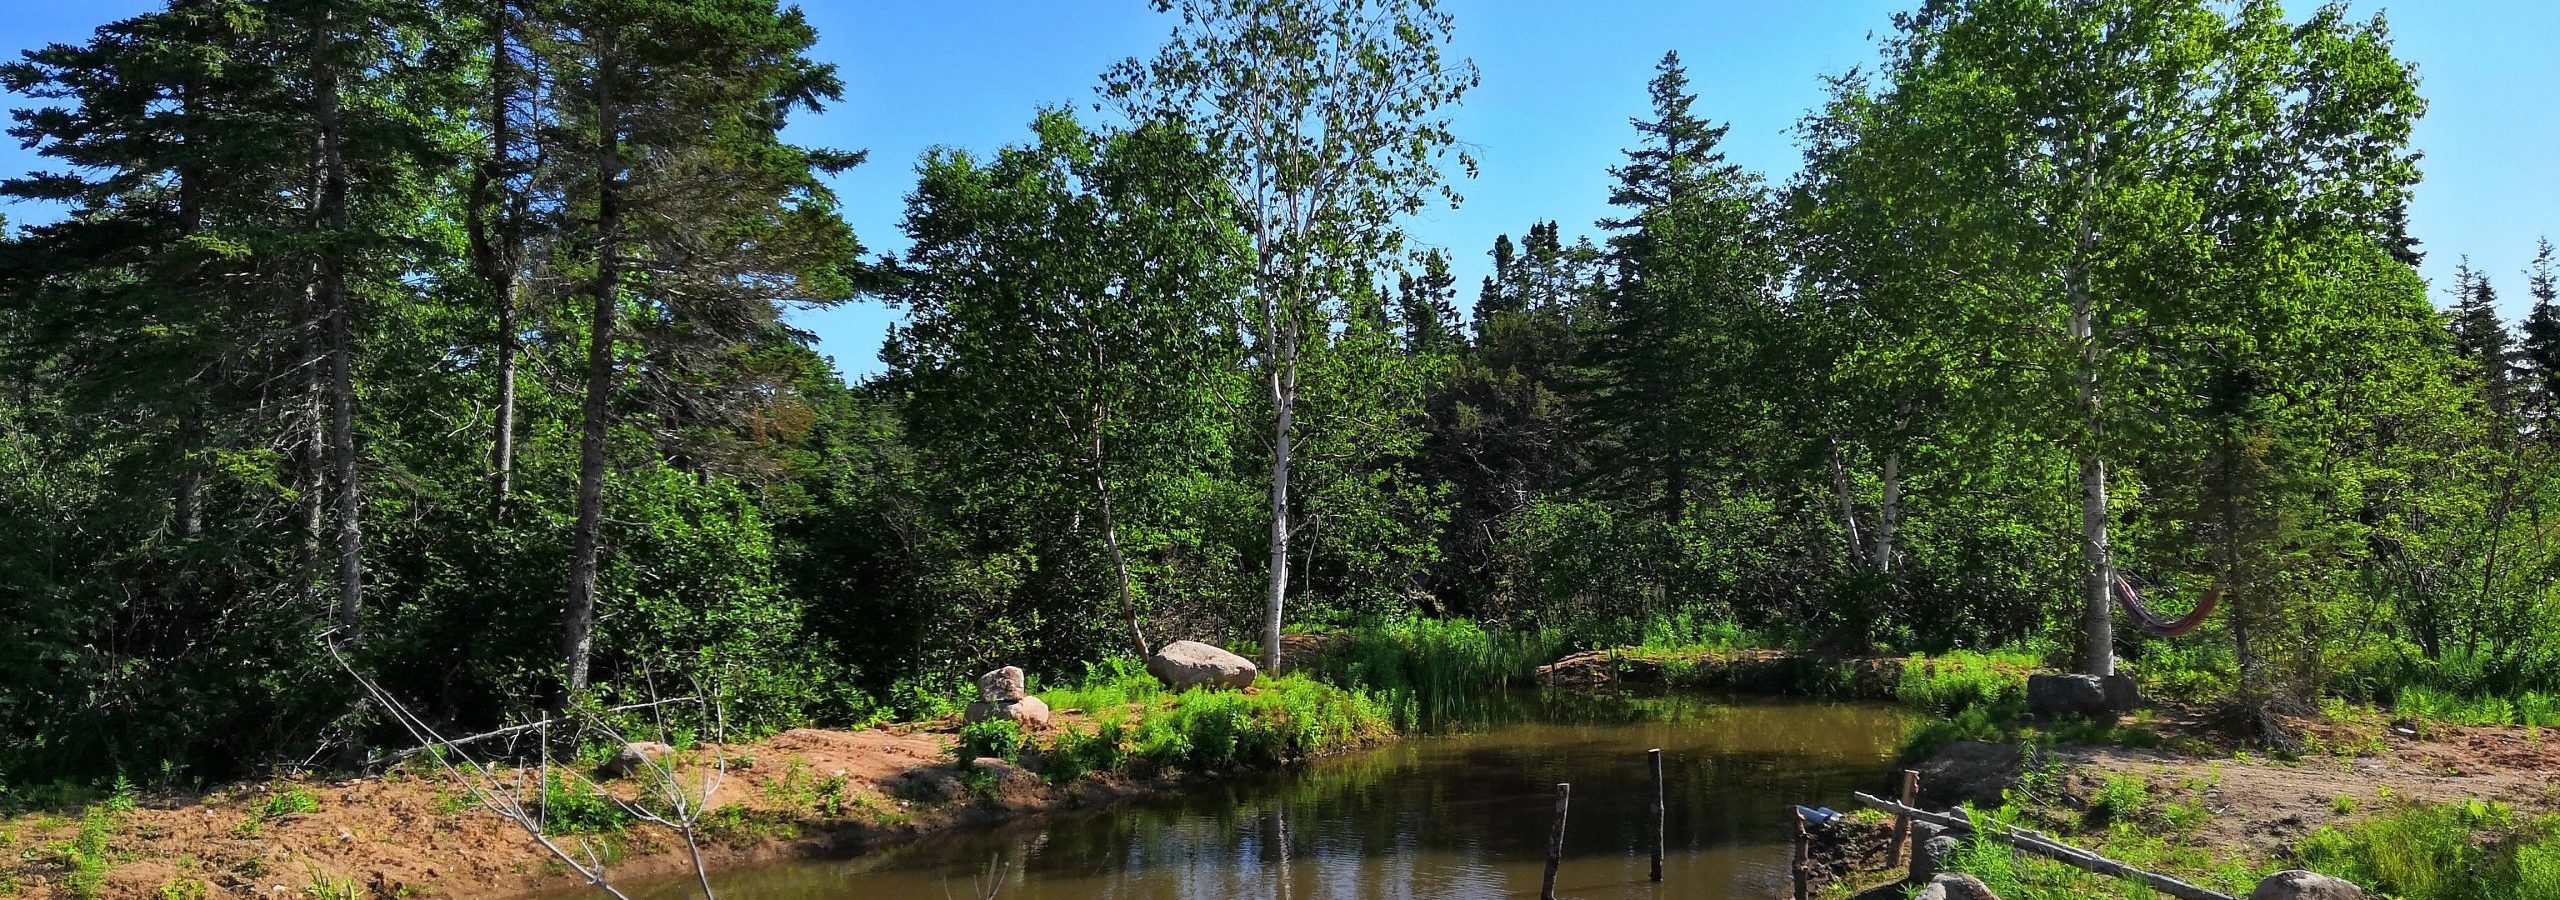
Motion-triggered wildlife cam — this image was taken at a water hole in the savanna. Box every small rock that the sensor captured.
[599,741,673,778]
[1918,873,1999,900]
[1146,640,1258,690]
[893,769,965,803]
[963,695,1053,729]
[2027,673,2119,721]
[968,757,1043,790]
[977,665,1028,703]
[1916,833,1961,884]
[2250,870,2364,900]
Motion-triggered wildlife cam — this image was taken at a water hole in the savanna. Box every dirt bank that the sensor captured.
[1,721,1197,900]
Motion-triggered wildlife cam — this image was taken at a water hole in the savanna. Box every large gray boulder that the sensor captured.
[977,665,1028,702]
[2249,870,2364,900]
[1919,740,2021,808]
[1917,873,1999,900]
[1146,640,1258,690]
[2027,673,2119,720]
[2100,672,2140,711]
[963,694,1052,729]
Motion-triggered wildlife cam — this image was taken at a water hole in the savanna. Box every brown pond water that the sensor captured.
[624,692,1907,899]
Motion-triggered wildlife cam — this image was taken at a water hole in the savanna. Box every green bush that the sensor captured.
[1128,675,1389,772]
[955,718,1025,763]
[259,786,319,819]
[538,770,631,835]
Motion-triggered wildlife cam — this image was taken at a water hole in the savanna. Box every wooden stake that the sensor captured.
[1888,768,1918,867]
[1791,807,1810,900]
[1648,748,1665,883]
[1542,782,1569,900]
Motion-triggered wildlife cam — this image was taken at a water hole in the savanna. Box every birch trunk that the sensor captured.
[1263,348,1295,673]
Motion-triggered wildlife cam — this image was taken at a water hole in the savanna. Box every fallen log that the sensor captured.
[1851,791,2235,900]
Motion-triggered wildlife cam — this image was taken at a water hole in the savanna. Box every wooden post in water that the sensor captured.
[1648,748,1665,882]
[1790,807,1811,900]
[1541,782,1570,900]
[1888,768,1919,867]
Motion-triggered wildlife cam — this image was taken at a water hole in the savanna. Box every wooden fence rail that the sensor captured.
[1850,791,2236,900]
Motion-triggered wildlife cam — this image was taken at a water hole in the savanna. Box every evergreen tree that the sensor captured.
[2516,239,2560,432]
[2449,257,2519,423]
[1393,250,1462,356]
[1584,51,1783,521]
[542,0,862,693]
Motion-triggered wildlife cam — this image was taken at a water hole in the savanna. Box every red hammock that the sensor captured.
[2113,573,2221,638]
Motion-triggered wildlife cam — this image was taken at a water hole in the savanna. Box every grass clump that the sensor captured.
[259,786,319,820]
[2295,798,2560,900]
[1894,650,2033,716]
[2395,686,2560,729]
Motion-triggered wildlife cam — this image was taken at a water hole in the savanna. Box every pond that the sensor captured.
[625,692,1908,899]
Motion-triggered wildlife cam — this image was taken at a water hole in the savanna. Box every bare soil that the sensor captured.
[1,721,1173,900]
[2056,717,2560,855]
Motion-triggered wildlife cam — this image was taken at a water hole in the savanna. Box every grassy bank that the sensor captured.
[1925,782,2560,900]
[0,659,1395,900]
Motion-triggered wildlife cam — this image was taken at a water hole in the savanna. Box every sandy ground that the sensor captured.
[2058,718,2560,854]
[1,722,1170,900]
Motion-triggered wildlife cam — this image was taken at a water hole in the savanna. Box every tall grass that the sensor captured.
[2393,685,2560,728]
[2297,798,2560,900]
[1894,650,2035,716]
[1296,617,1569,730]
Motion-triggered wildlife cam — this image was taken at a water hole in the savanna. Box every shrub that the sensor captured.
[955,718,1025,763]
[538,770,631,835]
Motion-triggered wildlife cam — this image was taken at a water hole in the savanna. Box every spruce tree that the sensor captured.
[2449,257,2519,424]
[1584,51,1781,520]
[2518,239,2560,433]
[543,0,861,693]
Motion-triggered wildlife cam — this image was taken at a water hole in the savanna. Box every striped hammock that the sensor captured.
[2113,573,2220,639]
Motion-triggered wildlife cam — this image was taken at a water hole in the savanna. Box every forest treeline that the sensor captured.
[1,0,2554,783]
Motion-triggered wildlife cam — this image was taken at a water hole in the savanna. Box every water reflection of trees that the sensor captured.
[851,695,1910,899]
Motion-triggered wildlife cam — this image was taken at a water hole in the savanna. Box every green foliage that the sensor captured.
[2296,799,2553,900]
[954,719,1025,764]
[2088,774,2151,827]
[1894,652,2033,717]
[0,0,2542,799]
[1295,618,1567,729]
[537,771,630,836]
[1041,722,1128,784]
[57,803,116,900]
[1123,676,1390,772]
[258,788,319,820]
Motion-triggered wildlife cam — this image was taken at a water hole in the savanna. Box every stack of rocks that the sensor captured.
[962,665,1051,728]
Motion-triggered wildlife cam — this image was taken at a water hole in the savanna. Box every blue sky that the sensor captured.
[5,2,2554,380]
